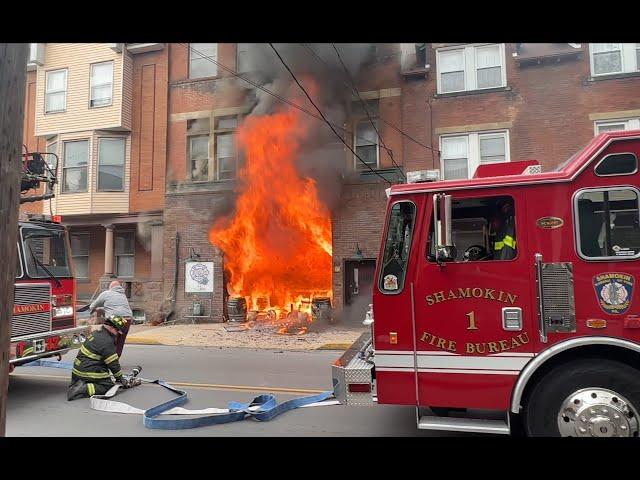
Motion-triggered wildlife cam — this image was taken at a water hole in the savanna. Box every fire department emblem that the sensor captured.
[383,274,398,291]
[593,272,634,315]
[190,263,210,286]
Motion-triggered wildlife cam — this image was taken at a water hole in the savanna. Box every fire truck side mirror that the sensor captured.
[434,193,455,262]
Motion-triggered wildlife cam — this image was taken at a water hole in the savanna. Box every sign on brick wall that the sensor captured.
[185,261,214,293]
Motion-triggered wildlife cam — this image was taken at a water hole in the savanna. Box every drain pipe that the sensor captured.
[164,232,180,323]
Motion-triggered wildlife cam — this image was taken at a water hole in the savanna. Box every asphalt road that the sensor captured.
[6,345,479,437]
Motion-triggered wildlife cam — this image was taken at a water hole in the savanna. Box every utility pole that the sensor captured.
[0,43,28,437]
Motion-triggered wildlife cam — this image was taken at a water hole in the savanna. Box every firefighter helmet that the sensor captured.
[104,315,126,333]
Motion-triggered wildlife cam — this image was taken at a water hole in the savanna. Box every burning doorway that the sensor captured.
[343,259,376,325]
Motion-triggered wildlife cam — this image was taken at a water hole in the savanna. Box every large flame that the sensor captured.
[208,93,332,316]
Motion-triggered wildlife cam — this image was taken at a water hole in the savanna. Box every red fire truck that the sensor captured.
[8,149,89,373]
[333,129,640,437]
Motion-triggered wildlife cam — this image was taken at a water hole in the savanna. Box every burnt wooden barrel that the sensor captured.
[227,297,248,323]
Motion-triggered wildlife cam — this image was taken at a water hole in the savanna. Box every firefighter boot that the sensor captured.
[67,380,88,401]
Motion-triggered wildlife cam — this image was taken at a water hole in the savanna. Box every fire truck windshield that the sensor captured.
[22,228,72,279]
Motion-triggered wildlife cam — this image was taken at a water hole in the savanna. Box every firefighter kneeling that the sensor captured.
[67,315,141,401]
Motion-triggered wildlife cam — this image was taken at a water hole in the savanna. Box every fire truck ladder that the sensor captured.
[20,145,59,204]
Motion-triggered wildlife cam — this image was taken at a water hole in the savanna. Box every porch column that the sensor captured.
[103,224,115,277]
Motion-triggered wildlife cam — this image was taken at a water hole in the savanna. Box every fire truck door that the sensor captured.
[412,193,534,410]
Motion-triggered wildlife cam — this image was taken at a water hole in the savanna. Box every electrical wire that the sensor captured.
[268,43,391,185]
[330,43,406,180]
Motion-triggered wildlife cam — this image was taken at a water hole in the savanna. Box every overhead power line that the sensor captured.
[268,43,391,186]
[180,43,394,156]
[330,43,406,181]
[301,43,439,156]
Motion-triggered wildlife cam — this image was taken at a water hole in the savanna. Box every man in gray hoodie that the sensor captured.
[90,280,133,358]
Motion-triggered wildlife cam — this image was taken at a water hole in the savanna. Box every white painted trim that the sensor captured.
[375,353,531,370]
[375,367,415,372]
[418,368,520,375]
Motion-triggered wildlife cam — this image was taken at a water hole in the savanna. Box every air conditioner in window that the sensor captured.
[27,43,45,71]
[407,169,440,184]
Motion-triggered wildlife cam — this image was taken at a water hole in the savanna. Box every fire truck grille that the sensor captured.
[12,283,52,338]
[541,262,576,333]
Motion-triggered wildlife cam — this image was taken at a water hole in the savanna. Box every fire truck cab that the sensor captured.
[9,214,90,373]
[333,130,640,437]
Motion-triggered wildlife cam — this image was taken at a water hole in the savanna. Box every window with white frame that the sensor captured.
[90,61,113,107]
[98,137,126,191]
[595,118,640,135]
[189,135,209,181]
[45,69,67,113]
[189,43,217,79]
[590,43,640,76]
[440,131,509,180]
[214,116,239,181]
[70,233,89,279]
[115,231,135,278]
[437,44,506,94]
[354,120,379,170]
[62,140,88,192]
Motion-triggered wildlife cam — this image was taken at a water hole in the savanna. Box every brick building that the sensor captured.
[21,43,169,319]
[21,42,640,324]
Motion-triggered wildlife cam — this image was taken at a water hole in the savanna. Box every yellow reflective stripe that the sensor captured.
[23,347,34,355]
[503,235,516,249]
[72,368,111,379]
[87,383,95,396]
[80,345,101,360]
[494,241,504,250]
[113,370,124,378]
[104,353,119,364]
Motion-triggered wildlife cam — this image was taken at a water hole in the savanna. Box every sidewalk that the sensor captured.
[125,322,365,351]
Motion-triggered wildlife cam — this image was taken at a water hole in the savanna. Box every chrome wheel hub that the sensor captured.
[558,388,639,437]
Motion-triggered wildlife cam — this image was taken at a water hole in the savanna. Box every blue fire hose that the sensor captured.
[21,359,335,430]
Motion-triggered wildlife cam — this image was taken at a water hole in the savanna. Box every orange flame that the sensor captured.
[209,88,332,317]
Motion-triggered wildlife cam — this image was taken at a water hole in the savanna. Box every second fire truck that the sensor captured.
[9,147,89,373]
[333,129,640,437]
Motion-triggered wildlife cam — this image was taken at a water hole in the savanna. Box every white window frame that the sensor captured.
[70,233,90,279]
[189,43,218,79]
[594,118,640,135]
[62,139,89,193]
[589,43,640,77]
[45,68,67,114]
[114,231,135,278]
[439,130,510,180]
[214,115,240,181]
[89,61,114,108]
[97,137,126,192]
[188,134,210,182]
[353,119,380,171]
[436,44,507,94]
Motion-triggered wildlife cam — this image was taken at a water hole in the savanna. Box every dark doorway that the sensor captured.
[343,258,376,326]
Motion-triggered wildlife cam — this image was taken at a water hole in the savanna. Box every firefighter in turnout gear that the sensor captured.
[492,198,516,261]
[67,315,130,401]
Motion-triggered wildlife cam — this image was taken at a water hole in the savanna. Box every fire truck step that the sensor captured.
[417,415,510,435]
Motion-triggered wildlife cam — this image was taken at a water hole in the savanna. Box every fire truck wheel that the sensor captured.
[523,358,640,437]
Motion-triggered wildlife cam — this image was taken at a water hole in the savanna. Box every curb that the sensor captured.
[126,337,163,345]
[316,343,352,350]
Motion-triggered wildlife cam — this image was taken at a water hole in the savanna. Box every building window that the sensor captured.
[189,43,217,79]
[115,232,135,278]
[62,140,89,193]
[97,138,126,191]
[354,120,380,170]
[595,118,640,135]
[46,142,57,195]
[437,44,506,94]
[70,233,89,279]
[214,116,238,180]
[90,61,113,107]
[45,69,67,113]
[237,43,250,73]
[189,135,209,181]
[575,187,640,260]
[440,131,509,180]
[590,43,640,76]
